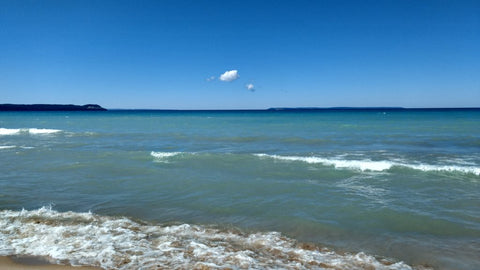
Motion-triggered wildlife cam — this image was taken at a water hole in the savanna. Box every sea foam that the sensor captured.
[150,151,190,163]
[0,128,62,135]
[0,128,21,135]
[0,207,415,269]
[27,128,62,134]
[150,151,183,158]
[255,154,480,175]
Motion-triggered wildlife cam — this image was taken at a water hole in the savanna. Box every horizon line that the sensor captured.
[107,106,480,111]
[2,104,480,112]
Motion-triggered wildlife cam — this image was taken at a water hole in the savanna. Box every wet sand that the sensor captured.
[0,256,101,270]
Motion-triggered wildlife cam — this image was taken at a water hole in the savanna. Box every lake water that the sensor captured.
[1,110,479,269]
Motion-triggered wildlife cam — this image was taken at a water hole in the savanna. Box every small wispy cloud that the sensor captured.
[246,83,255,91]
[219,70,239,82]
[206,76,216,82]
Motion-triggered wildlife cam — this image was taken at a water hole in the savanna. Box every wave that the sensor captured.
[0,128,21,135]
[255,154,480,175]
[27,128,62,135]
[150,151,479,175]
[0,128,62,136]
[0,207,415,270]
[0,145,16,150]
[255,154,392,171]
[405,164,480,175]
[150,151,185,162]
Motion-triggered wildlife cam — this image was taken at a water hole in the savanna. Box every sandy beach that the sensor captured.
[0,256,100,270]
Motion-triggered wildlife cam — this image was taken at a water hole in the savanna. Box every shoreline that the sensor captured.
[0,256,101,270]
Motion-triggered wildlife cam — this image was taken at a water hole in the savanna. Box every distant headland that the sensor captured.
[0,104,107,111]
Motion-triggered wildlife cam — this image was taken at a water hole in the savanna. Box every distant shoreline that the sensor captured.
[0,104,107,111]
[268,107,480,111]
[108,107,480,112]
[1,104,479,112]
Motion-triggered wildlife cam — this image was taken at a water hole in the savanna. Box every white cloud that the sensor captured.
[219,70,239,82]
[206,76,216,82]
[246,83,255,91]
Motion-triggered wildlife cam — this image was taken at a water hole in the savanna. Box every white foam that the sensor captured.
[255,154,480,175]
[150,151,182,158]
[0,128,21,135]
[255,154,394,171]
[0,207,414,269]
[0,128,62,136]
[0,145,16,150]
[27,128,62,135]
[406,164,480,176]
[150,151,188,163]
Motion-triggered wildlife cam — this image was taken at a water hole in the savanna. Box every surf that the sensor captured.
[0,128,62,136]
[254,153,480,176]
[0,207,416,270]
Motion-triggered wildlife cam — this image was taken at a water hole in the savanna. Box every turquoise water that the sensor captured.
[1,110,479,269]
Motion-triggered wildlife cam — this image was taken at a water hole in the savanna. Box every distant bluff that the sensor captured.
[0,104,107,111]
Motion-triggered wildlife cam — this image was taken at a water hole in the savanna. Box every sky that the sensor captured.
[0,0,479,109]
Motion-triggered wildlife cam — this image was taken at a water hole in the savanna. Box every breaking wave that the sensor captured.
[0,128,62,136]
[255,154,480,175]
[0,128,21,135]
[0,207,416,269]
[149,152,479,176]
[150,151,186,163]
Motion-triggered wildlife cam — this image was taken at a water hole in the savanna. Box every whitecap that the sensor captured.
[406,164,480,176]
[27,128,62,135]
[150,151,182,158]
[255,154,480,175]
[0,145,16,150]
[0,128,21,135]
[0,128,62,136]
[255,154,393,171]
[150,151,188,163]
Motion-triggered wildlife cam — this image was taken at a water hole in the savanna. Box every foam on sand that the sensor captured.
[0,256,100,270]
[0,207,416,270]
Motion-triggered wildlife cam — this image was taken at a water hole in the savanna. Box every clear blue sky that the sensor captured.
[1,0,479,109]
